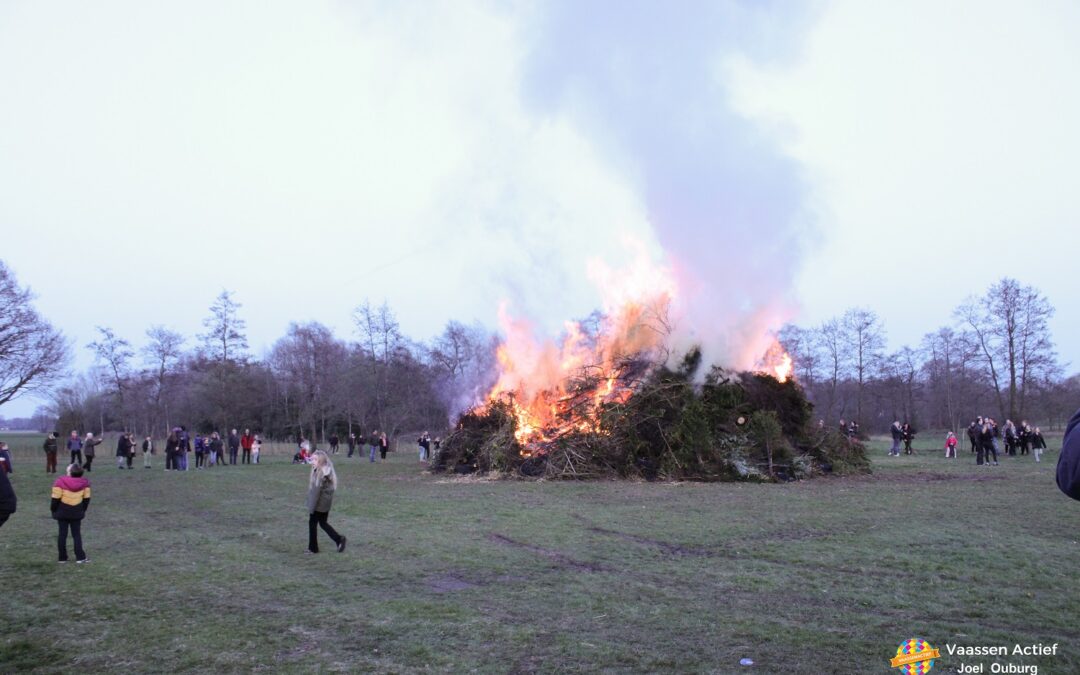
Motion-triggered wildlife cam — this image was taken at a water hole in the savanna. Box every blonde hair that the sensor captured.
[309,450,337,489]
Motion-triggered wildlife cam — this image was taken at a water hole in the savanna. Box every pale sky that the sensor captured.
[1,1,1077,416]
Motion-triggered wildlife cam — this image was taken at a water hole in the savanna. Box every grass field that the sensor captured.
[1,433,1078,673]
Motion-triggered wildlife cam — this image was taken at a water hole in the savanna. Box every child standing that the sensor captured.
[142,436,153,469]
[252,435,261,464]
[944,432,958,459]
[51,463,91,563]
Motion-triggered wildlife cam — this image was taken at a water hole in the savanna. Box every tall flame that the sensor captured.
[480,239,795,451]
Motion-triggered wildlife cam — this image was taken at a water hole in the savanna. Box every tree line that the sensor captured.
[0,257,499,441]
[51,292,500,442]
[778,278,1077,433]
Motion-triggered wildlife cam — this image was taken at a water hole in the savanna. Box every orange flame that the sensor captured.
[758,338,794,383]
[484,244,675,448]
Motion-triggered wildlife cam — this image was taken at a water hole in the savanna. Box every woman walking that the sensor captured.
[306,451,346,554]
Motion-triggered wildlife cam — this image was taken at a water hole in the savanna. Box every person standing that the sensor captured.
[979,420,998,466]
[305,451,345,554]
[380,432,389,460]
[252,435,261,464]
[347,433,357,458]
[164,429,180,471]
[83,433,102,472]
[368,430,380,463]
[209,432,224,468]
[417,432,430,462]
[967,420,979,453]
[944,432,958,459]
[329,433,340,455]
[51,463,91,563]
[142,436,153,469]
[230,429,242,465]
[902,423,916,455]
[1031,427,1047,463]
[178,427,191,471]
[116,432,133,470]
[197,434,210,469]
[240,429,253,465]
[0,464,15,528]
[44,433,59,473]
[67,431,83,466]
[888,421,902,456]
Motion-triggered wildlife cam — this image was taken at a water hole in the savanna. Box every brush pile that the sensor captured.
[432,347,869,481]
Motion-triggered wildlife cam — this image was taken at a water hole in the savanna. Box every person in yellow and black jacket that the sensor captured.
[51,463,91,563]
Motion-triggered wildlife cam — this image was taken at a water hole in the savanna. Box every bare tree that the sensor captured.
[0,260,71,407]
[271,321,347,442]
[956,278,1056,422]
[87,326,133,427]
[200,290,248,363]
[143,325,185,430]
[817,318,846,423]
[842,308,886,428]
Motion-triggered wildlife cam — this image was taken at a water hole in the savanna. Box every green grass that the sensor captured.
[1,435,1077,673]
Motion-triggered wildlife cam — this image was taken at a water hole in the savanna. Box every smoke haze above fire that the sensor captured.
[2,1,1079,417]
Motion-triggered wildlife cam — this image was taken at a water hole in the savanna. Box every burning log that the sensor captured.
[433,346,869,482]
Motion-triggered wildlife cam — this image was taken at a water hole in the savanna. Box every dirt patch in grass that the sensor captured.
[863,471,1008,483]
[488,533,607,572]
[427,574,479,593]
[585,523,715,558]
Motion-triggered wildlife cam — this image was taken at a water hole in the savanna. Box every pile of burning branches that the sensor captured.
[432,347,869,481]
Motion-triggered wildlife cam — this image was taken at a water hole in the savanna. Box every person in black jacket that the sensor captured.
[44,433,59,473]
[51,463,91,562]
[1056,408,1080,500]
[116,432,133,470]
[0,465,15,528]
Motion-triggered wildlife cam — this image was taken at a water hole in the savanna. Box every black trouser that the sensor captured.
[308,511,341,553]
[347,445,355,457]
[84,456,94,471]
[46,451,58,473]
[71,450,83,465]
[57,518,87,561]
[229,449,238,465]
[126,454,133,468]
[196,453,205,468]
[165,450,175,470]
[380,447,387,459]
[242,449,251,464]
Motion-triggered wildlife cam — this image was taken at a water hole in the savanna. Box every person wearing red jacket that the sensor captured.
[51,463,91,563]
[240,429,255,465]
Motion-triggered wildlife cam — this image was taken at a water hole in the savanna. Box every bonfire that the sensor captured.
[433,275,867,481]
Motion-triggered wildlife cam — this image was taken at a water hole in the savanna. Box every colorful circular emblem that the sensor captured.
[891,639,936,674]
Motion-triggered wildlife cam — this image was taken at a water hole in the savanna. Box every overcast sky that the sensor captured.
[2,1,1077,417]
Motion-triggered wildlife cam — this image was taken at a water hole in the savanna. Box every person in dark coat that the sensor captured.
[66,430,83,465]
[1056,408,1080,500]
[116,432,133,470]
[51,462,91,562]
[347,433,357,458]
[44,433,59,473]
[164,429,180,471]
[82,433,103,472]
[967,421,979,453]
[0,464,15,528]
